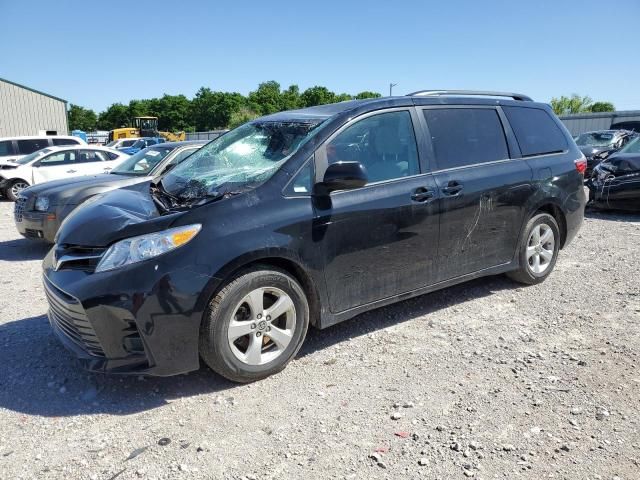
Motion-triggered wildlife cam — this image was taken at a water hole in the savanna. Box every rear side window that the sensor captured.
[423,108,509,169]
[53,138,80,146]
[17,138,50,155]
[0,140,14,156]
[106,152,120,160]
[503,106,568,157]
[78,150,109,163]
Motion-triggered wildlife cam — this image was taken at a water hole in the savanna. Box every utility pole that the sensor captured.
[389,83,397,96]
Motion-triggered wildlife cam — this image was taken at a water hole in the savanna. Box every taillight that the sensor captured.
[574,155,587,175]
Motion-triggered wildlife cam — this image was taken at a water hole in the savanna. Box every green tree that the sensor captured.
[68,104,97,131]
[191,87,244,130]
[97,103,130,130]
[155,94,192,131]
[229,107,260,129]
[300,86,336,107]
[355,91,382,99]
[248,81,283,115]
[334,93,353,102]
[550,95,593,115]
[280,85,301,111]
[589,101,615,113]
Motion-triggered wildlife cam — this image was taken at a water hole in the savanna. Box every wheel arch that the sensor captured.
[533,202,567,249]
[196,251,322,330]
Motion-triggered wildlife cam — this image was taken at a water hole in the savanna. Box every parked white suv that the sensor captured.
[0,135,87,165]
[0,146,129,200]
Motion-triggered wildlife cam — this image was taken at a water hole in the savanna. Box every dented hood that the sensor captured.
[55,181,185,247]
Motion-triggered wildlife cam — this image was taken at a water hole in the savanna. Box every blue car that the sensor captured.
[119,137,165,155]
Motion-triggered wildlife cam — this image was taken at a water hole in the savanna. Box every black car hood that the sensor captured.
[55,182,185,247]
[24,174,148,204]
[579,145,615,157]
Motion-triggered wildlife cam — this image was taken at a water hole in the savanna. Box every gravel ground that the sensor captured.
[0,199,639,480]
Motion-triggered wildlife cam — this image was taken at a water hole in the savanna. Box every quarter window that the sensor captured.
[326,110,419,183]
[503,106,567,157]
[423,108,509,169]
[0,141,14,156]
[17,138,50,155]
[284,160,314,195]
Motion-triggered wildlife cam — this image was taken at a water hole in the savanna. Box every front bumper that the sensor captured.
[42,248,217,376]
[14,206,58,242]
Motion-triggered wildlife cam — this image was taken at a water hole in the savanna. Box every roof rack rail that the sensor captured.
[407,90,533,102]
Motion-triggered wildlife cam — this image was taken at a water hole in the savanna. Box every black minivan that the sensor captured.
[43,91,586,382]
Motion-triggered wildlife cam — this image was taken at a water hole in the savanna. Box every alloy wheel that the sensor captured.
[10,181,28,199]
[227,287,296,366]
[526,223,555,274]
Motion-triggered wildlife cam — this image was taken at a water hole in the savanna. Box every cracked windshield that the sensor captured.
[161,121,321,199]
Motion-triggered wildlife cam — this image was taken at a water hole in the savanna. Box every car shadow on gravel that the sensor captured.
[0,239,51,261]
[300,274,515,357]
[0,275,514,418]
[0,315,238,417]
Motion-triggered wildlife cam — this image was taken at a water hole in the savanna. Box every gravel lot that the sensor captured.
[0,199,639,480]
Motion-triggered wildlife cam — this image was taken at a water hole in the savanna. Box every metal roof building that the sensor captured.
[559,110,640,135]
[0,77,69,137]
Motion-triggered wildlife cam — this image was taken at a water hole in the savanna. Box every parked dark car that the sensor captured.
[43,91,586,382]
[15,141,204,242]
[575,130,637,177]
[587,136,640,211]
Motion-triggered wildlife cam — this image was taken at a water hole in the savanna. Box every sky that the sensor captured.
[1,0,639,113]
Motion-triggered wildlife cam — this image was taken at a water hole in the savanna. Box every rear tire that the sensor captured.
[507,213,560,285]
[199,266,309,383]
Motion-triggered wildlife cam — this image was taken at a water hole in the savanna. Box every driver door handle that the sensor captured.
[66,169,77,174]
[411,187,435,203]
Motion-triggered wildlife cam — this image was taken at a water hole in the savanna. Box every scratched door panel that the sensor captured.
[433,160,533,280]
[315,174,441,314]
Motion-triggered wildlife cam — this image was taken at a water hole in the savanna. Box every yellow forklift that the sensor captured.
[108,117,186,142]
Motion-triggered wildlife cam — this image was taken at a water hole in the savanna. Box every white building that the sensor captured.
[0,77,68,136]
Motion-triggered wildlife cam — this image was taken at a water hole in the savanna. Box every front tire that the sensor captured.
[199,266,309,383]
[507,213,560,285]
[6,180,29,201]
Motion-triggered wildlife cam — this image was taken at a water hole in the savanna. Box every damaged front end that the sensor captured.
[587,154,640,211]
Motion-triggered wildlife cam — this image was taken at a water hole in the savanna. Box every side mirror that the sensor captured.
[315,161,368,195]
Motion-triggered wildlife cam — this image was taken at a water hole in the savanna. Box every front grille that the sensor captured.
[54,245,106,272]
[14,196,26,223]
[44,277,105,357]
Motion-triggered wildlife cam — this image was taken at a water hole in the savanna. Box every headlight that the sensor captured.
[95,224,201,273]
[35,196,49,212]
